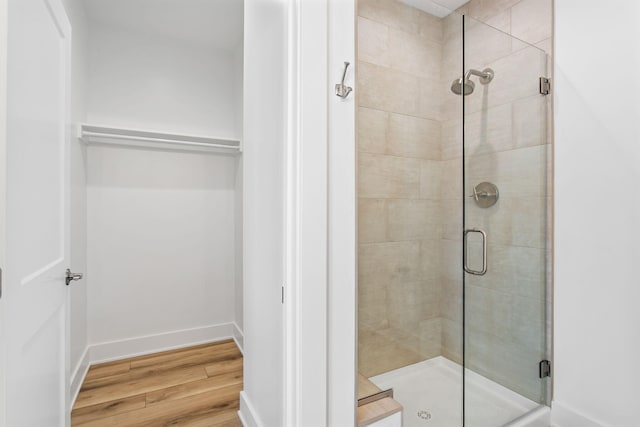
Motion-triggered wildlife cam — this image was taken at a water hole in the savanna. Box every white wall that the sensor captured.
[240,0,286,425]
[87,147,237,351]
[0,0,7,425]
[85,19,242,360]
[554,1,640,426]
[234,40,244,336]
[86,21,238,138]
[60,0,89,401]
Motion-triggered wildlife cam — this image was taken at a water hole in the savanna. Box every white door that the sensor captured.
[4,0,71,425]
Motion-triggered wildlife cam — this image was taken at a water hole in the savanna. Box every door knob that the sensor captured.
[66,269,83,286]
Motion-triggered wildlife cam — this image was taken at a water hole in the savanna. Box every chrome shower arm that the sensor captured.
[465,68,494,84]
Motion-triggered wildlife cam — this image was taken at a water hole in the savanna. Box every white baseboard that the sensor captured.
[239,391,264,427]
[233,322,244,354]
[89,322,236,364]
[552,401,605,427]
[69,346,90,410]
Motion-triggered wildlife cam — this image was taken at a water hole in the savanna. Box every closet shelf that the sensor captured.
[78,124,241,154]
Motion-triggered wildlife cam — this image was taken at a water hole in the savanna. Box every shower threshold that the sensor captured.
[370,357,548,427]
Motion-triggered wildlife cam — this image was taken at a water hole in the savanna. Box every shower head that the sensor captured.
[451,78,475,95]
[450,68,495,95]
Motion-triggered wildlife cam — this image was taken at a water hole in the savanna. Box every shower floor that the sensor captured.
[370,357,539,427]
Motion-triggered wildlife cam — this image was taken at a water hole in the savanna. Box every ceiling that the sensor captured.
[84,0,244,51]
[399,0,469,18]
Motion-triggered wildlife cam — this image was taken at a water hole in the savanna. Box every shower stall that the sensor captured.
[356,1,551,426]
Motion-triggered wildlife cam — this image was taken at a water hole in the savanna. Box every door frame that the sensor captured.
[283,0,356,425]
[0,0,8,425]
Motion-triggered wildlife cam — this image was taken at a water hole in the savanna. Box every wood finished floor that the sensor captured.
[71,340,243,427]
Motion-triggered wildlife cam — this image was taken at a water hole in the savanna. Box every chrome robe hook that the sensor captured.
[335,62,353,99]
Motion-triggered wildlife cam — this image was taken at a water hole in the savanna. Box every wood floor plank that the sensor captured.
[213,418,243,427]
[212,417,243,427]
[129,340,236,368]
[79,349,238,391]
[75,365,209,409]
[80,352,239,394]
[72,340,243,426]
[71,393,146,425]
[130,344,241,375]
[163,406,240,426]
[78,383,243,427]
[146,370,242,406]
[204,357,243,378]
[85,360,131,381]
[130,340,233,360]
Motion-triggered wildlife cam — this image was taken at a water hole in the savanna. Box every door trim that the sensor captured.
[283,0,357,425]
[0,0,8,424]
[284,0,328,425]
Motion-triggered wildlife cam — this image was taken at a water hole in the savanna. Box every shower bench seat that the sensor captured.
[357,374,402,427]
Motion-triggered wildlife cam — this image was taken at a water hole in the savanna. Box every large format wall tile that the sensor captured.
[420,159,442,199]
[359,152,421,199]
[387,199,440,241]
[358,17,391,67]
[359,241,423,285]
[463,46,547,115]
[510,0,552,45]
[388,113,441,159]
[358,107,389,155]
[359,198,387,243]
[464,16,513,69]
[359,0,443,42]
[389,28,442,80]
[466,145,548,200]
[468,0,522,23]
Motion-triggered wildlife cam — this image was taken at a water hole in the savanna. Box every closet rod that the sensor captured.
[81,131,240,150]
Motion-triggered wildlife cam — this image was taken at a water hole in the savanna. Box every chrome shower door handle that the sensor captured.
[464,229,487,276]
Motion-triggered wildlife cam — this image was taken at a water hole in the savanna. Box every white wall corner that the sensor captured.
[239,391,265,427]
[69,345,91,410]
[551,401,605,427]
[88,322,235,364]
[233,322,244,354]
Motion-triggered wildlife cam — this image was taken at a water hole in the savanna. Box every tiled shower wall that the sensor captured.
[357,0,446,377]
[459,0,552,55]
[357,0,552,403]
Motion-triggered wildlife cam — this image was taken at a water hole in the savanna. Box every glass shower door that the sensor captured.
[462,15,551,426]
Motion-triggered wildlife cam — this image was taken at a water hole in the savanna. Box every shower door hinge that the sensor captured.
[539,360,551,378]
[539,77,551,95]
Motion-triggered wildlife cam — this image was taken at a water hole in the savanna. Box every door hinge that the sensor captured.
[539,77,551,95]
[539,360,551,378]
[281,285,284,304]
